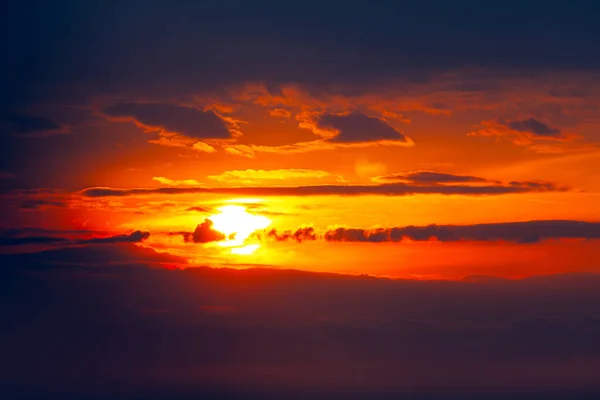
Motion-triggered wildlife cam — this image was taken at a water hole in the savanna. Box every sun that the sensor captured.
[209,205,271,250]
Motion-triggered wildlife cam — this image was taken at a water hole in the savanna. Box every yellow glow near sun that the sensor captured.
[209,205,271,252]
[231,244,260,255]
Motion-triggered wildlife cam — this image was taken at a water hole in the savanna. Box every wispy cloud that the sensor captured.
[152,176,203,187]
[79,178,567,198]
[208,169,344,185]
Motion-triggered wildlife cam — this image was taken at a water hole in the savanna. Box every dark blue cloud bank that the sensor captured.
[4,0,600,108]
[2,1,600,190]
[2,243,600,399]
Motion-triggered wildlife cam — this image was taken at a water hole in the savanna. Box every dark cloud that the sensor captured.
[509,180,563,191]
[5,1,600,111]
[469,119,576,149]
[0,227,94,237]
[2,242,185,267]
[259,226,317,243]
[3,2,600,192]
[79,230,150,244]
[79,179,566,198]
[0,230,150,250]
[80,187,211,197]
[0,235,69,246]
[183,219,226,243]
[19,199,69,210]
[374,171,494,184]
[1,114,64,137]
[507,118,562,137]
[0,189,70,210]
[315,112,409,143]
[2,244,600,397]
[102,103,233,139]
[324,220,600,244]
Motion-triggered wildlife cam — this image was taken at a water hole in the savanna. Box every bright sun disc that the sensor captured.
[209,205,271,250]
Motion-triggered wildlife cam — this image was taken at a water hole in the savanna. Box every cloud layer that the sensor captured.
[103,103,234,139]
[79,179,566,198]
[0,229,151,249]
[373,171,495,184]
[3,243,600,398]
[323,220,600,244]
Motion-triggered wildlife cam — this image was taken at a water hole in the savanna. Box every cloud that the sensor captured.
[0,235,69,246]
[373,171,494,184]
[0,229,150,247]
[19,199,68,210]
[268,108,292,118]
[153,176,203,186]
[220,110,415,158]
[507,118,562,137]
[3,242,184,267]
[191,141,217,153]
[469,119,577,149]
[183,219,226,243]
[102,103,236,139]
[309,112,411,144]
[323,220,600,244]
[222,142,318,157]
[146,134,217,153]
[509,180,564,191]
[79,178,567,198]
[212,76,600,158]
[257,226,317,243]
[79,187,211,197]
[3,243,600,397]
[208,169,339,184]
[1,114,68,137]
[224,145,257,158]
[79,230,150,244]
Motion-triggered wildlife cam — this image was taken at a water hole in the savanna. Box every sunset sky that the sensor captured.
[2,1,600,398]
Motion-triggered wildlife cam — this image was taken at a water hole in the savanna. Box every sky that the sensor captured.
[2,1,600,398]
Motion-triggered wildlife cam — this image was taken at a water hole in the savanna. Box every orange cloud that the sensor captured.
[152,177,203,186]
[191,142,217,153]
[208,169,343,185]
[268,108,292,118]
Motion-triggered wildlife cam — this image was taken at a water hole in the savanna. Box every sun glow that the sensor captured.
[209,205,271,252]
[231,244,261,255]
